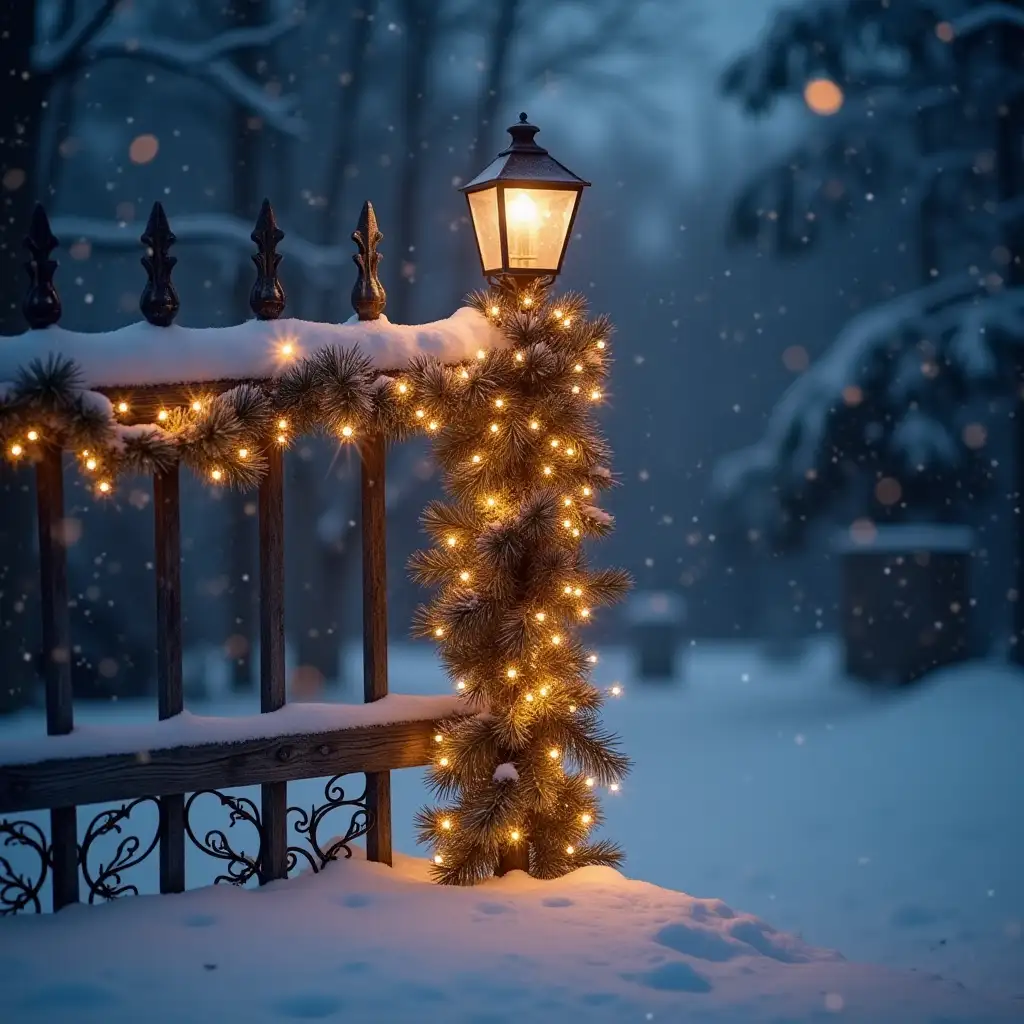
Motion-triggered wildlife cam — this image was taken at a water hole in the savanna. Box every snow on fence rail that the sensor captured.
[0,198,476,915]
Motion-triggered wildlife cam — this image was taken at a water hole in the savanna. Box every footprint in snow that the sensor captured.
[184,913,217,928]
[622,961,713,993]
[336,893,373,908]
[476,901,512,915]
[541,896,574,908]
[273,993,343,1019]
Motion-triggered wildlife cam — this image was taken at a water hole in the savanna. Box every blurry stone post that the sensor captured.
[625,591,686,681]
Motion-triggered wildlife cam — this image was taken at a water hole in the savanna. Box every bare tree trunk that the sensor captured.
[224,0,269,691]
[0,0,48,713]
[997,11,1024,662]
[451,0,521,302]
[390,0,440,325]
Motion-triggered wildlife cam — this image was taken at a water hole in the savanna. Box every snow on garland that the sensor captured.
[0,306,506,491]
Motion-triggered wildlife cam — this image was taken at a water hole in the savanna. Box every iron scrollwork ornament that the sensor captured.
[286,774,373,875]
[184,790,264,886]
[0,819,50,915]
[351,200,386,322]
[79,798,161,904]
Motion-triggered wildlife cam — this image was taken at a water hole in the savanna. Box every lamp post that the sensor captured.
[461,112,589,297]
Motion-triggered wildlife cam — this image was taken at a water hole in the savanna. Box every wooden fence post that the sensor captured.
[23,205,78,910]
[35,445,79,910]
[138,202,187,894]
[253,199,288,883]
[352,200,392,865]
[154,465,185,893]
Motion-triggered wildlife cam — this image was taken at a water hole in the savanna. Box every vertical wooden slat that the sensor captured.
[361,432,392,865]
[35,445,78,909]
[259,442,288,882]
[154,465,185,893]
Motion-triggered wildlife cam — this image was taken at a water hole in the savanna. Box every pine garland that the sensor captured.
[411,289,631,884]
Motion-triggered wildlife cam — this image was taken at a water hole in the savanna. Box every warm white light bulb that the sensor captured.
[459,570,470,582]
[398,382,409,394]
[490,423,499,433]
[610,783,620,793]
[434,733,443,743]
[441,818,452,830]
[10,444,23,457]
[446,536,457,547]
[535,612,546,621]
[428,421,439,432]
[585,777,595,787]
[611,685,622,696]
[434,854,444,864]
[489,305,500,316]
[471,454,481,464]
[565,845,575,855]
[530,420,540,430]
[280,342,294,357]
[439,757,450,767]
[118,401,129,413]
[495,399,504,409]
[158,409,169,421]
[238,448,249,459]
[26,430,39,441]
[98,481,111,493]
[434,627,444,637]
[211,469,223,481]
[85,458,97,471]
[543,466,553,476]
[510,829,521,842]
[551,634,562,645]
[278,418,288,430]
[525,692,534,702]
[506,667,517,679]
[416,409,425,419]
[549,748,560,759]
[191,400,202,412]
[341,425,354,438]
[456,680,467,691]
[596,340,606,349]
[581,813,592,824]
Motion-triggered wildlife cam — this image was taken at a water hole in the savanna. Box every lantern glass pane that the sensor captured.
[467,188,502,272]
[502,187,577,272]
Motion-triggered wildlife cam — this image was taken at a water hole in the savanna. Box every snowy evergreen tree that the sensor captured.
[714,0,1024,557]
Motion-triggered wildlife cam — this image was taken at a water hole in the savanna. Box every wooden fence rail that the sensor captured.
[0,197,448,914]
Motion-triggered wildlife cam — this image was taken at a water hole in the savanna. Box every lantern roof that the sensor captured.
[461,114,591,192]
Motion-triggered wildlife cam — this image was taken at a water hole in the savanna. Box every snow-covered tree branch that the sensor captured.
[50,215,347,289]
[33,5,307,136]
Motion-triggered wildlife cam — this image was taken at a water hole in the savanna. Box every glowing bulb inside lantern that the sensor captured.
[506,192,539,268]
[563,318,572,327]
[574,364,583,373]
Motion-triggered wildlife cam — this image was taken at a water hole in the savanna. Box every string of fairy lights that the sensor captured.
[0,288,631,882]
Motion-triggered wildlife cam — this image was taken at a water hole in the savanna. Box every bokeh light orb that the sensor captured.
[803,78,844,116]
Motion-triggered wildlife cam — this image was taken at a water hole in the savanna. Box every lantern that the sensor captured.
[461,113,589,291]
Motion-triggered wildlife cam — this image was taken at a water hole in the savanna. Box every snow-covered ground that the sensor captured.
[1,637,1023,1022]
